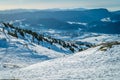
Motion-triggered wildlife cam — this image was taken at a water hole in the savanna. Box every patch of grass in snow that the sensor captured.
[99,41,120,51]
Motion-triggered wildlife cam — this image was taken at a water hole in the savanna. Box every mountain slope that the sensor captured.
[0,23,120,79]
[1,23,93,53]
[0,26,65,70]
[1,42,120,79]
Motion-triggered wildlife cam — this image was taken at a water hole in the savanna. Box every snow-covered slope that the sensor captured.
[76,33,120,44]
[1,42,120,80]
[1,23,94,54]
[0,27,65,71]
[0,23,120,80]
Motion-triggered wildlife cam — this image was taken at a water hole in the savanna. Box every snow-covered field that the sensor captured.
[0,27,120,80]
[1,43,120,80]
[0,29,65,79]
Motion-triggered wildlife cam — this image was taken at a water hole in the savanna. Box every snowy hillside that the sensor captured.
[0,21,120,79]
[0,41,120,80]
[0,26,65,70]
[1,23,94,53]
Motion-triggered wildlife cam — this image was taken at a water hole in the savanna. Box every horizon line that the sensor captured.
[0,7,119,11]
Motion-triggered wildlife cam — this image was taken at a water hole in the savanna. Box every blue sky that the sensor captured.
[0,0,120,10]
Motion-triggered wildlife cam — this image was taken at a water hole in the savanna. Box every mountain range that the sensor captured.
[0,8,120,34]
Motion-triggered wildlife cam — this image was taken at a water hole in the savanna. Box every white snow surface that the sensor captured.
[76,34,120,44]
[0,27,120,80]
[101,17,111,22]
[1,44,120,80]
[67,21,87,26]
[0,29,65,73]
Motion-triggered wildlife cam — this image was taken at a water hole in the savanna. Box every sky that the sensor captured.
[0,0,120,11]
